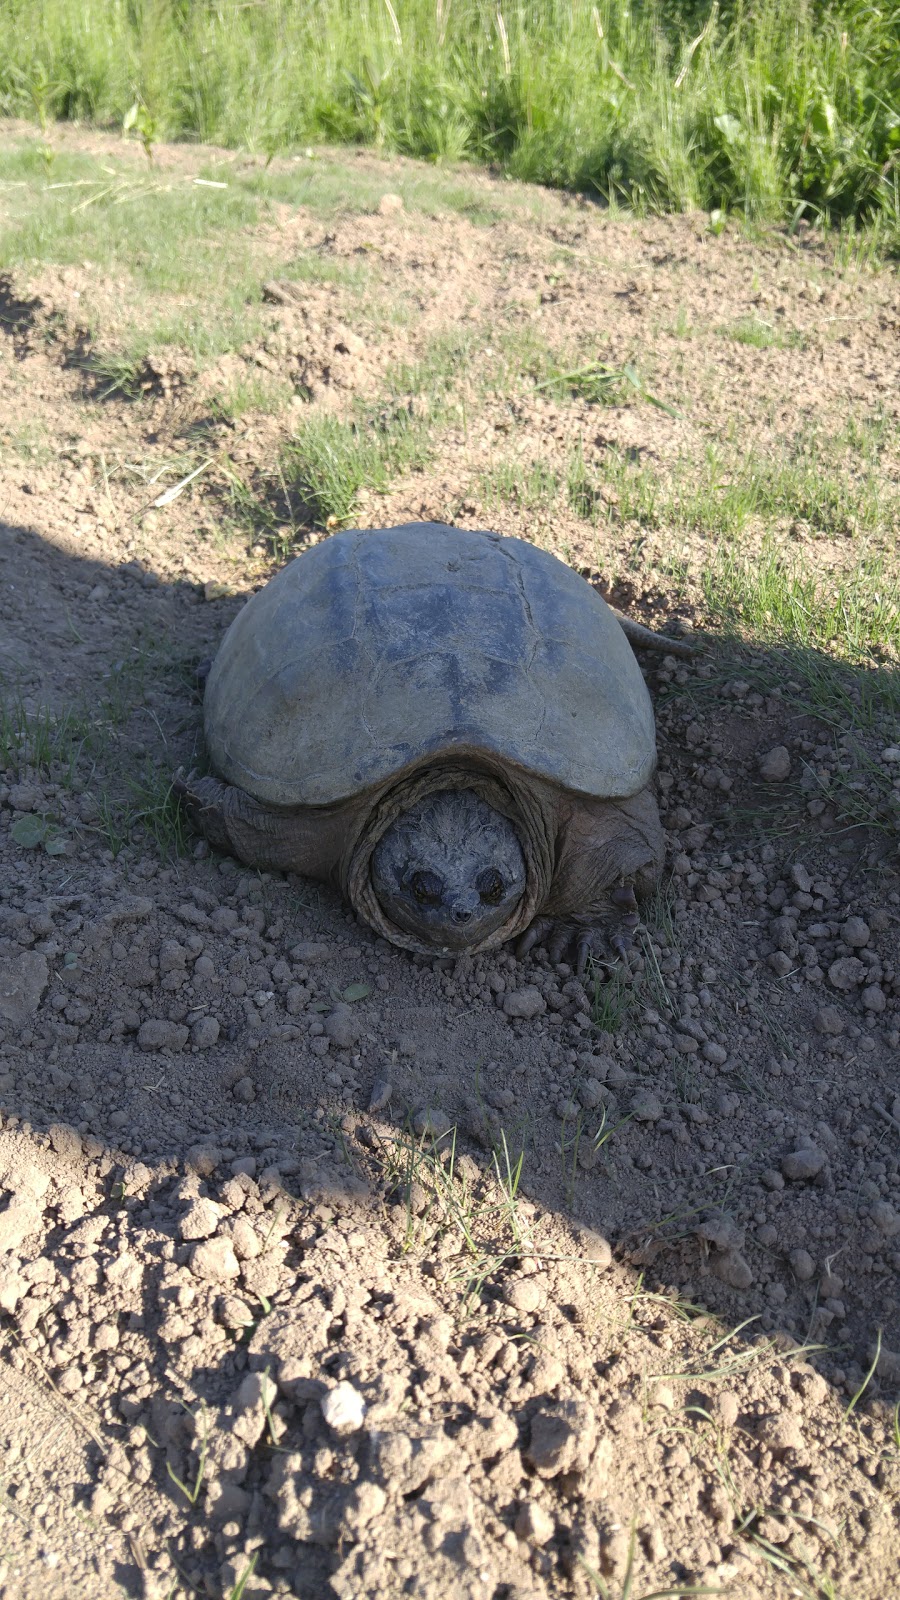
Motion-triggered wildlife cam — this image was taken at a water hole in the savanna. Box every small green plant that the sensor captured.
[0,688,89,780]
[534,360,679,416]
[228,1555,259,1600]
[345,55,394,144]
[123,97,157,162]
[9,814,68,856]
[733,1506,841,1600]
[84,350,145,401]
[370,1120,533,1306]
[844,1329,881,1419]
[165,1400,209,1506]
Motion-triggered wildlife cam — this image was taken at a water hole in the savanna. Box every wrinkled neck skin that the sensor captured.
[341,756,557,957]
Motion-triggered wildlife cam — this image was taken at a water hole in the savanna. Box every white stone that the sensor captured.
[321,1380,366,1434]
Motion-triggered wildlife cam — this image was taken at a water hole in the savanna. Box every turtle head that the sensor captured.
[371,788,526,951]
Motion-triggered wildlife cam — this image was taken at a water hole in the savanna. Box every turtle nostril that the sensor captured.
[451,907,473,924]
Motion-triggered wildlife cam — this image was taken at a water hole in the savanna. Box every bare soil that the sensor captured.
[1,124,899,1600]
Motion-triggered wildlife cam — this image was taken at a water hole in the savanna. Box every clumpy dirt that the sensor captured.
[1,123,900,1599]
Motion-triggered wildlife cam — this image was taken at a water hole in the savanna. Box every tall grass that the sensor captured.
[1,1,898,228]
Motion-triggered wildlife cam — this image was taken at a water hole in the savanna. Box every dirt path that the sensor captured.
[1,122,899,1599]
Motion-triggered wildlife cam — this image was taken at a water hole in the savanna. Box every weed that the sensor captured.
[209,375,294,423]
[479,460,559,512]
[733,1507,842,1600]
[0,687,99,795]
[370,1121,532,1306]
[844,1330,881,1419]
[267,328,477,535]
[535,360,679,417]
[702,544,900,667]
[9,814,68,856]
[227,1555,259,1600]
[590,962,636,1031]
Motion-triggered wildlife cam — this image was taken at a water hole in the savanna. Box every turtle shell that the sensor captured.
[203,523,656,808]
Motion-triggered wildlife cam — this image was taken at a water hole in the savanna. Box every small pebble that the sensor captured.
[136,1018,189,1052]
[574,1227,612,1269]
[861,983,886,1013]
[502,986,546,1020]
[189,1237,240,1282]
[412,1106,453,1138]
[711,1248,753,1289]
[325,1004,361,1049]
[368,1078,392,1112]
[630,1091,663,1122]
[781,1146,826,1181]
[814,1006,845,1036]
[789,1248,816,1282]
[759,1413,804,1454]
[179,1198,221,1241]
[759,746,791,781]
[321,1381,366,1434]
[827,957,865,992]
[191,1016,220,1049]
[505,1277,545,1315]
[515,1500,555,1546]
[870,1201,900,1238]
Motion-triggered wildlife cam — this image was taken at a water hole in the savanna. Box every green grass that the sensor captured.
[717,315,804,349]
[480,459,560,512]
[703,544,900,667]
[567,426,899,545]
[0,1,899,233]
[0,146,261,291]
[231,326,480,543]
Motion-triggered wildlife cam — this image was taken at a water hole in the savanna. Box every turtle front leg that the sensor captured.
[516,785,663,978]
[174,771,349,880]
[516,880,641,977]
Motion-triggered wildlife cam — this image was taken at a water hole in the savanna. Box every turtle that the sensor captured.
[176,522,690,973]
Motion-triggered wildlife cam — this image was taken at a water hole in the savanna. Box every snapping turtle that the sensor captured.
[178,523,687,971]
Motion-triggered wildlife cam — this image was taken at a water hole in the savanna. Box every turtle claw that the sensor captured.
[516,880,641,979]
[574,932,595,978]
[516,917,554,959]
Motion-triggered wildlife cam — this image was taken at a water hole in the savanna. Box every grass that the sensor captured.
[717,314,804,349]
[0,146,261,292]
[371,1120,533,1305]
[1,634,194,861]
[234,325,480,542]
[1,1,899,236]
[0,687,90,780]
[566,427,899,547]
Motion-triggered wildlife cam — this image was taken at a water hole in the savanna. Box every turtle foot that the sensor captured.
[516,881,641,978]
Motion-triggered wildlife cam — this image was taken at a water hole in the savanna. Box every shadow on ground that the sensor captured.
[2,520,900,1600]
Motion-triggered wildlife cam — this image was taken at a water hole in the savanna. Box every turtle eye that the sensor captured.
[477,870,505,906]
[410,870,443,906]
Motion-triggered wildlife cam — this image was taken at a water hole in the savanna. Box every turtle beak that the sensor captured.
[448,889,481,927]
